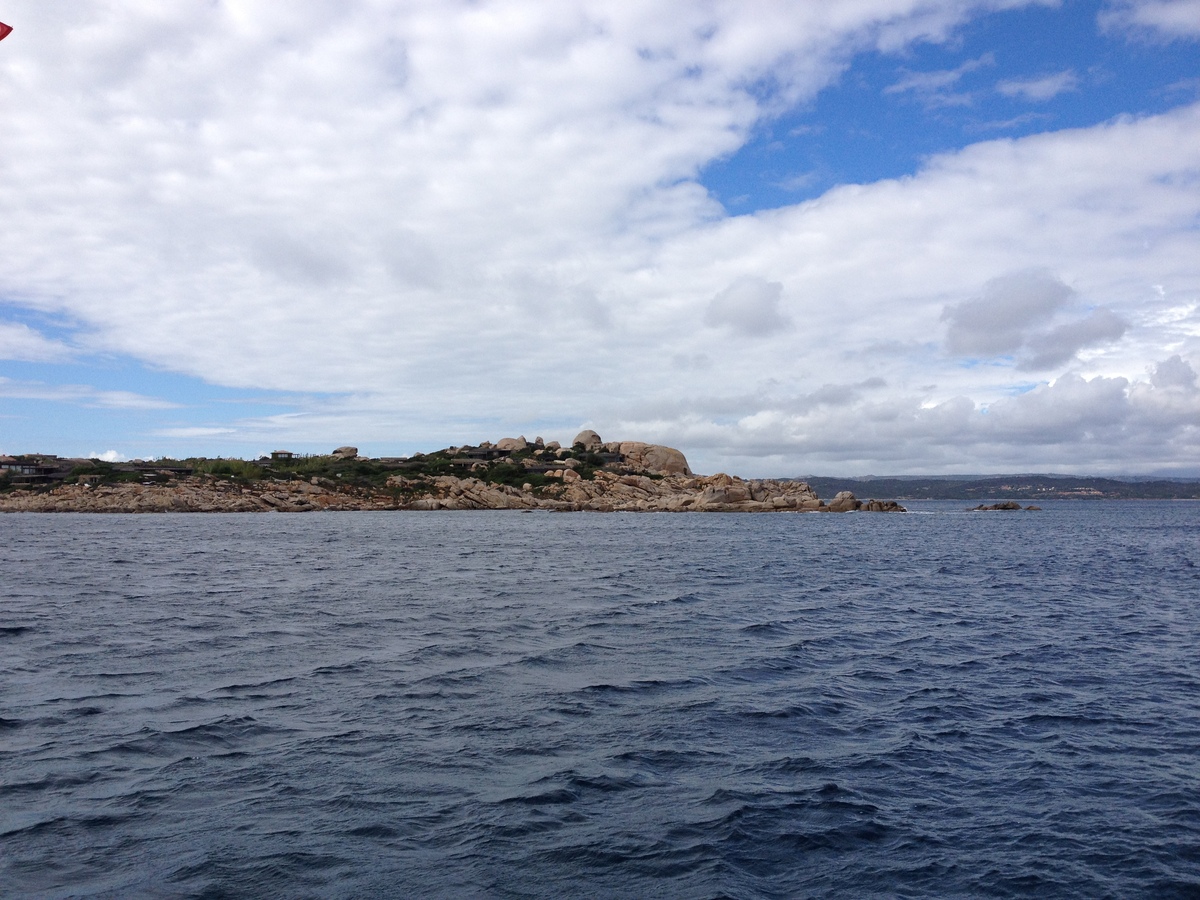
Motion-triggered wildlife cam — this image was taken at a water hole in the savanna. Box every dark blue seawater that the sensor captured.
[3,503,1200,898]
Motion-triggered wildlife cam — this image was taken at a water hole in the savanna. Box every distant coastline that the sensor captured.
[803,475,1200,502]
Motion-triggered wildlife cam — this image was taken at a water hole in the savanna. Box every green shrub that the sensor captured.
[191,458,263,481]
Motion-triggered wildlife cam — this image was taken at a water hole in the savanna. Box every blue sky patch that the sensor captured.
[701,0,1200,211]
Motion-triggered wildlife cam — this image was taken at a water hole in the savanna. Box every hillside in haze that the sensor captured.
[802,475,1200,501]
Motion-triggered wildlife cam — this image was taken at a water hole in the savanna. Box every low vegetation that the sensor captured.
[1,442,620,495]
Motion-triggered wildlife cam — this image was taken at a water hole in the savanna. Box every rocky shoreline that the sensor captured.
[0,472,905,514]
[0,432,905,514]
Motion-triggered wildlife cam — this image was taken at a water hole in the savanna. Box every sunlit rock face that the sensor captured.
[616,442,692,476]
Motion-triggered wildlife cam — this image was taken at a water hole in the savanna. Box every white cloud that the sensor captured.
[0,3,1198,474]
[942,269,1075,356]
[155,427,239,439]
[885,52,996,105]
[1100,0,1200,39]
[996,69,1079,101]
[1151,353,1198,389]
[941,270,1128,369]
[85,449,126,462]
[0,378,178,410]
[704,276,790,337]
[605,363,1200,476]
[0,322,73,362]
[1021,309,1128,370]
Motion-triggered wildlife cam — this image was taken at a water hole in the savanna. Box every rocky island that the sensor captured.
[0,431,905,514]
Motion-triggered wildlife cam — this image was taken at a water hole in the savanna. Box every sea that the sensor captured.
[2,502,1199,898]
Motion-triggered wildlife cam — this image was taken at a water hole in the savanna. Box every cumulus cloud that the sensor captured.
[1150,354,1198,390]
[785,379,889,415]
[704,277,789,337]
[1021,309,1128,369]
[996,70,1079,101]
[941,271,1127,370]
[942,270,1074,356]
[85,450,126,462]
[607,363,1200,476]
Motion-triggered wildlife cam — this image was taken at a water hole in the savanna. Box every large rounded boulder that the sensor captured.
[573,429,603,450]
[618,441,692,476]
[826,491,862,512]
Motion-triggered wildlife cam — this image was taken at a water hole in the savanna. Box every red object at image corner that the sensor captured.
[0,22,13,41]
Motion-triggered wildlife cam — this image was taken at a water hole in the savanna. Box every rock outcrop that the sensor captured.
[385,471,826,512]
[0,479,393,513]
[0,475,907,514]
[1,433,907,514]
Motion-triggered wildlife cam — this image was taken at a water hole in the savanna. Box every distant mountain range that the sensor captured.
[799,475,1200,501]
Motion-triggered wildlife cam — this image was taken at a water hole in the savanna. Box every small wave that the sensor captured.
[311,662,364,676]
[91,670,160,679]
[345,823,401,838]
[566,772,649,793]
[758,754,822,775]
[91,715,285,757]
[500,787,579,805]
[65,705,105,718]
[634,592,706,608]
[0,814,71,839]
[612,747,727,768]
[517,641,617,668]
[212,675,298,695]
[739,621,788,635]
[0,771,102,798]
[577,676,709,696]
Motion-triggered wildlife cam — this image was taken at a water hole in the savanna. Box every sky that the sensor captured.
[1,0,1199,476]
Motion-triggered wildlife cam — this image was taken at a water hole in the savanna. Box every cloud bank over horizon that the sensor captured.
[1,0,1198,476]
